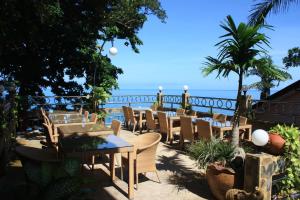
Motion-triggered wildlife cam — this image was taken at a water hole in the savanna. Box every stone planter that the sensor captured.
[206,164,241,200]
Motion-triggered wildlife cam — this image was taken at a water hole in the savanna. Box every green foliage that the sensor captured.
[0,0,166,117]
[248,56,291,100]
[187,138,235,169]
[270,124,300,198]
[0,81,17,175]
[22,157,83,199]
[283,47,300,69]
[202,15,269,146]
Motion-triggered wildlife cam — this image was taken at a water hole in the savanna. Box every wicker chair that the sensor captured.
[176,108,185,116]
[212,113,227,126]
[128,107,144,133]
[145,110,159,132]
[84,111,89,121]
[157,111,180,143]
[90,113,98,123]
[196,119,213,141]
[111,119,122,136]
[180,116,196,149]
[122,106,130,129]
[122,132,161,189]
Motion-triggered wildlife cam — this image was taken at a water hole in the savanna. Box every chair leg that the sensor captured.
[136,173,139,190]
[132,123,136,133]
[155,171,161,183]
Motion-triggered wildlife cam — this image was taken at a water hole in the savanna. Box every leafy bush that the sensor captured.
[270,124,300,198]
[188,138,235,169]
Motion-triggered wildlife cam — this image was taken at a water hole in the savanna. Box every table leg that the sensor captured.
[168,118,173,144]
[219,129,224,139]
[128,151,134,199]
[139,112,143,134]
[110,153,115,181]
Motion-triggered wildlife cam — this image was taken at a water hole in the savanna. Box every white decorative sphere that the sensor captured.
[109,47,118,56]
[183,85,189,91]
[252,129,269,146]
[158,86,163,91]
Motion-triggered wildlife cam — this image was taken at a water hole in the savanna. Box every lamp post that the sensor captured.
[182,85,189,109]
[157,86,163,107]
[242,85,248,96]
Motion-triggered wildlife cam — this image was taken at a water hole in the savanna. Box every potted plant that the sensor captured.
[188,139,244,200]
[269,125,300,199]
[266,125,286,155]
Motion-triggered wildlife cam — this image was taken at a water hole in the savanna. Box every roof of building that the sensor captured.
[267,80,300,100]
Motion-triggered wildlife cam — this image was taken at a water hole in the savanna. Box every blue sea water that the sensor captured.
[111,88,264,100]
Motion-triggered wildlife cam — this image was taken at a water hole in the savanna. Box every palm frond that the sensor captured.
[248,0,300,25]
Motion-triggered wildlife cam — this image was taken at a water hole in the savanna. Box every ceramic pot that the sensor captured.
[267,133,285,155]
[206,164,241,200]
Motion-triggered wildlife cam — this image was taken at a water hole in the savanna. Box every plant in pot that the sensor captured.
[188,138,245,200]
[269,124,300,199]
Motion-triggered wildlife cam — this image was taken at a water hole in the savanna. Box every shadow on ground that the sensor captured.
[157,144,213,200]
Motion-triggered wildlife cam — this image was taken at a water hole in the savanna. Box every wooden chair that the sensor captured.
[145,110,159,132]
[84,111,89,121]
[111,119,122,136]
[180,116,196,149]
[122,132,161,189]
[196,119,213,141]
[90,113,98,123]
[188,110,197,117]
[213,113,227,126]
[122,106,130,129]
[157,111,180,143]
[128,107,144,133]
[176,108,185,116]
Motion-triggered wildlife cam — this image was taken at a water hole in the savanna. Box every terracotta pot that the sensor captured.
[267,133,285,155]
[206,164,241,200]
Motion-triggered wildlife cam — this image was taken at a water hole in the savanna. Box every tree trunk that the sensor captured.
[231,73,243,147]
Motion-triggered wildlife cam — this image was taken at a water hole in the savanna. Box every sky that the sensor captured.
[105,0,300,91]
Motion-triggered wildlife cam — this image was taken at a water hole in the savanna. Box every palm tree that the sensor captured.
[249,0,300,25]
[203,15,270,147]
[248,56,292,100]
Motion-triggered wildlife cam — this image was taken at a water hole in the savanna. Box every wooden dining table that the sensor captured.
[61,134,135,199]
[57,123,112,137]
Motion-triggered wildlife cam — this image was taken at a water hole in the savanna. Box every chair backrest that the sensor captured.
[150,104,157,111]
[146,110,156,130]
[180,116,194,142]
[84,111,89,121]
[122,106,130,123]
[127,107,136,123]
[239,116,248,126]
[42,120,56,144]
[176,108,185,116]
[40,107,46,116]
[78,107,83,115]
[157,111,168,134]
[188,110,197,117]
[196,119,213,141]
[213,113,227,123]
[111,119,122,136]
[135,132,162,172]
[90,113,98,123]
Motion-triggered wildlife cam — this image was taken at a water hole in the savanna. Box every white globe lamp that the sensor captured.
[252,129,269,146]
[109,46,118,56]
[158,86,163,92]
[183,85,189,93]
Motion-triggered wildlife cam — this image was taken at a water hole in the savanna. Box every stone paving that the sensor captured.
[3,129,214,200]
